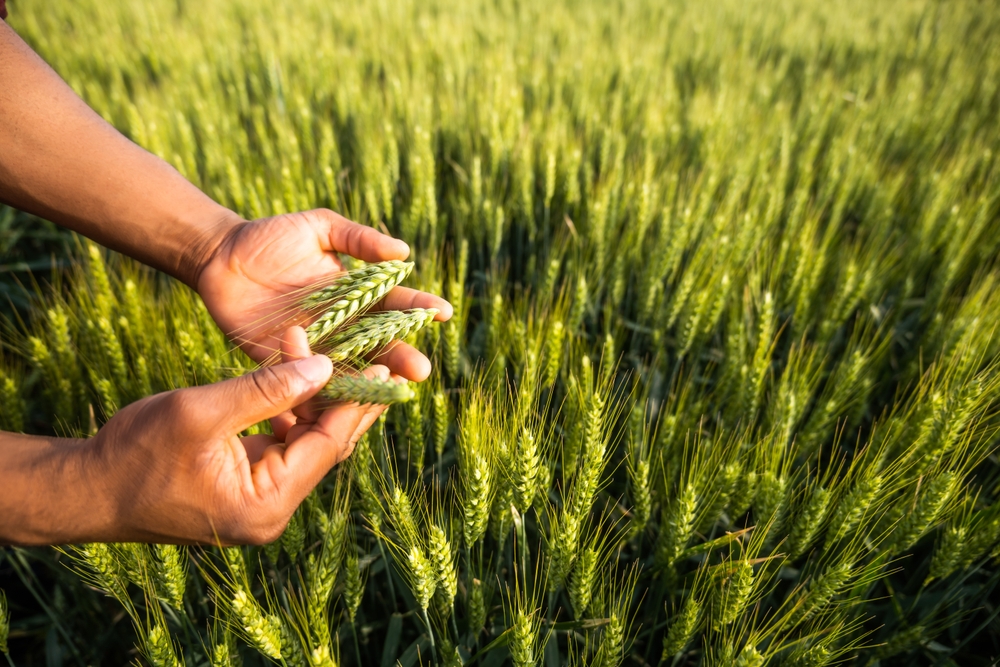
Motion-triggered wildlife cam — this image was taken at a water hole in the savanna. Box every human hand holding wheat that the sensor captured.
[195,209,452,382]
[0,20,449,545]
[0,323,411,546]
[79,327,392,545]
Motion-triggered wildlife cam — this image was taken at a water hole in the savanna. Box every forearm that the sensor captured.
[0,20,241,287]
[0,432,111,546]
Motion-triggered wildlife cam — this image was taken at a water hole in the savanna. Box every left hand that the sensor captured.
[196,208,452,381]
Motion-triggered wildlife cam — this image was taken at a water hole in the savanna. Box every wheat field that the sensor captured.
[2,0,1000,664]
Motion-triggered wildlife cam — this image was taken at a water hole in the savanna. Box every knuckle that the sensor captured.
[336,439,359,466]
[347,225,365,251]
[251,366,295,408]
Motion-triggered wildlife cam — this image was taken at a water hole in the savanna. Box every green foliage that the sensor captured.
[3,0,1000,664]
[0,589,8,656]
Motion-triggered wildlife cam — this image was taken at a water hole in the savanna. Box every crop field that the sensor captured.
[2,0,1000,665]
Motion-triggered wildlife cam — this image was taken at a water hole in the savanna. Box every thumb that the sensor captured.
[202,355,333,433]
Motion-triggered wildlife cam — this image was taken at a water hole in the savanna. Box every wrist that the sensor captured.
[177,205,246,291]
[0,433,110,545]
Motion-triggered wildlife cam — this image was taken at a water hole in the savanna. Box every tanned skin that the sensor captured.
[0,19,452,546]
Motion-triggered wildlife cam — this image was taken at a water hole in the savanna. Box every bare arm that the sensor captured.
[0,19,449,370]
[0,22,450,545]
[0,331,395,547]
[0,19,239,287]
[0,433,100,544]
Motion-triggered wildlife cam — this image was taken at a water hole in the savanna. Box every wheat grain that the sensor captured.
[429,524,458,611]
[144,624,181,667]
[569,546,598,618]
[281,506,306,561]
[825,476,883,549]
[153,544,186,611]
[0,363,26,432]
[755,471,788,545]
[736,646,765,667]
[886,473,959,554]
[231,589,282,660]
[784,644,832,667]
[711,561,754,630]
[795,563,852,625]
[656,483,697,573]
[323,308,438,362]
[509,609,538,667]
[699,462,740,532]
[277,617,308,667]
[469,578,486,638]
[462,453,493,547]
[407,395,426,473]
[547,511,582,592]
[321,374,415,404]
[543,320,564,387]
[729,470,759,520]
[304,260,414,344]
[344,554,365,624]
[432,390,450,461]
[662,595,700,660]
[513,428,540,513]
[788,487,831,559]
[596,613,624,667]
[927,524,968,583]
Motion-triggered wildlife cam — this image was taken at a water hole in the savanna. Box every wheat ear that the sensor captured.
[304,260,414,344]
[323,308,439,361]
[321,374,415,404]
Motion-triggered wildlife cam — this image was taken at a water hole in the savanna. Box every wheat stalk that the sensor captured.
[0,590,9,656]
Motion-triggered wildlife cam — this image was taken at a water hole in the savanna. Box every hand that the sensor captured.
[82,327,392,544]
[197,209,452,381]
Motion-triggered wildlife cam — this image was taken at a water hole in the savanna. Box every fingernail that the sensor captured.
[365,364,392,381]
[295,354,332,383]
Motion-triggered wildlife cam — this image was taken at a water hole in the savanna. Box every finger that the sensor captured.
[280,326,323,423]
[340,403,387,463]
[367,340,432,382]
[280,399,387,491]
[309,209,410,262]
[281,364,392,458]
[190,354,333,433]
[280,326,311,362]
[251,366,395,507]
[282,364,394,444]
[242,434,284,464]
[256,417,374,503]
[269,410,296,441]
[374,286,453,321]
[267,403,380,507]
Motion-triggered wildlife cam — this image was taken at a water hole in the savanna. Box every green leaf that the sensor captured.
[380,613,404,667]
[396,636,428,667]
